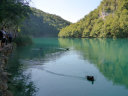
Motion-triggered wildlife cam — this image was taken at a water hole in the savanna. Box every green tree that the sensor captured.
[58,0,128,38]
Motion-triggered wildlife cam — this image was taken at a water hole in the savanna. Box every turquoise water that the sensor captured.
[8,38,128,96]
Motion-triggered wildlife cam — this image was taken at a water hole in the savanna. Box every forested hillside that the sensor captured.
[21,8,70,37]
[58,0,128,38]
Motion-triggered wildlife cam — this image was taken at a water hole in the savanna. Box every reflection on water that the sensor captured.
[7,38,128,96]
[7,48,37,96]
[59,38,128,88]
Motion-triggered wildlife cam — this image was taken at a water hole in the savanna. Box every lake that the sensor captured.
[7,38,128,96]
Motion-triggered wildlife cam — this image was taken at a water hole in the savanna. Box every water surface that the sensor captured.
[7,38,128,96]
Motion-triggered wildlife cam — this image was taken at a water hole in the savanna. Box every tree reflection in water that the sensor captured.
[59,38,128,88]
[7,48,37,96]
[6,38,128,96]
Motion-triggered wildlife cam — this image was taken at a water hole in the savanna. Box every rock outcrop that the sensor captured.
[0,44,13,96]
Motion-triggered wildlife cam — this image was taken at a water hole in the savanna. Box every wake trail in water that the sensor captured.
[30,66,96,84]
[44,69,85,80]
[33,66,86,80]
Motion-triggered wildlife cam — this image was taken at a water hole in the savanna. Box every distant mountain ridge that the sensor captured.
[58,0,128,38]
[21,8,71,37]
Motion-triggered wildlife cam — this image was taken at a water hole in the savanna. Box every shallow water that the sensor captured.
[7,38,128,96]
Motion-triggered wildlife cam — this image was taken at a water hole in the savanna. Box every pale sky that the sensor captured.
[30,0,102,23]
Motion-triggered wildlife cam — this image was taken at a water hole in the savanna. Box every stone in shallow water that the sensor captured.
[2,72,11,77]
[2,90,13,96]
[0,72,9,83]
[0,82,8,90]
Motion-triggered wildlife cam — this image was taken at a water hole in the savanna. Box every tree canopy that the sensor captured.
[58,0,128,38]
[0,0,31,32]
[20,8,71,37]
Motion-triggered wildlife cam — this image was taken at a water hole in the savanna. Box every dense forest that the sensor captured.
[58,0,128,38]
[21,8,70,37]
[0,0,70,38]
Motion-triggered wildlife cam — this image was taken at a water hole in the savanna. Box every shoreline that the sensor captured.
[0,44,14,96]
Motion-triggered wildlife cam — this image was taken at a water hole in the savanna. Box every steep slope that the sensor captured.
[21,8,70,37]
[58,0,128,38]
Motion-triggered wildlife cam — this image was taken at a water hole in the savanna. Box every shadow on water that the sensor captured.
[58,38,128,88]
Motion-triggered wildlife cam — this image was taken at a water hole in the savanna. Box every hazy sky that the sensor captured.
[30,0,102,23]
